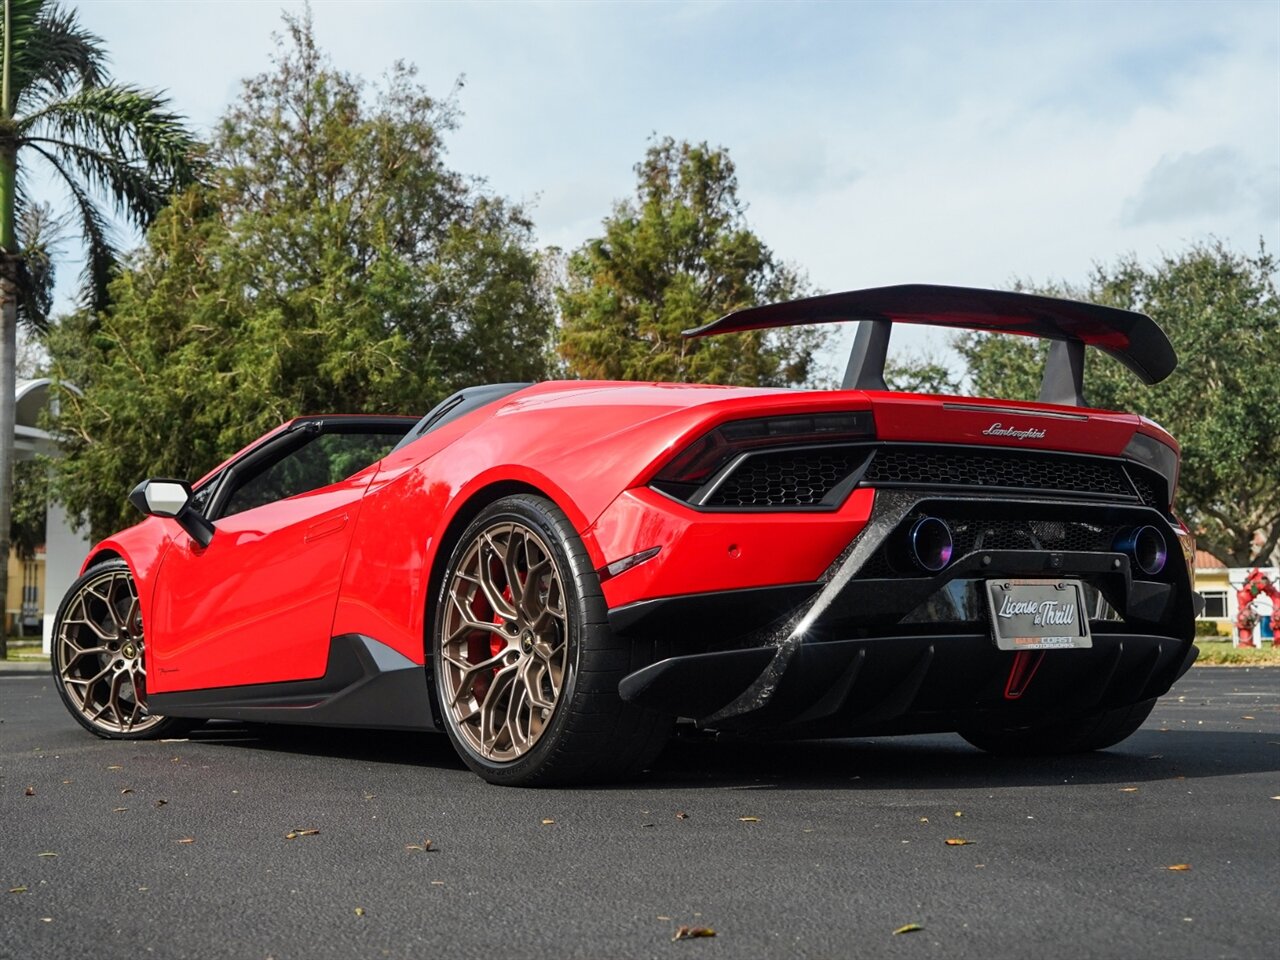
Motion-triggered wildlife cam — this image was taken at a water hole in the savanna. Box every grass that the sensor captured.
[2,637,47,663]
[1194,638,1280,666]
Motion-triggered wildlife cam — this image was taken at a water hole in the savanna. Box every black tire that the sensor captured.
[959,698,1156,756]
[431,494,671,786]
[50,560,188,740]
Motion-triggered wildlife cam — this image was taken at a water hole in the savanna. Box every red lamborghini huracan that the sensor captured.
[51,285,1199,785]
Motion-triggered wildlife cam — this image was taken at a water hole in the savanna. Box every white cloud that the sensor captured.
[1122,147,1253,226]
[55,0,1278,377]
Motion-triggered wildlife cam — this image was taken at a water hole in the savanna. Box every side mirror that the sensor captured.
[128,478,215,548]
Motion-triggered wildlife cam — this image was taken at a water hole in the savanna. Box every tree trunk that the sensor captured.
[0,259,14,661]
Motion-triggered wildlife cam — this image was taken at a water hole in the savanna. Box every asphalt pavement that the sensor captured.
[1,668,1277,960]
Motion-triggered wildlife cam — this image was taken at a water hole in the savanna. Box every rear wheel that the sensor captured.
[432,494,670,786]
[959,698,1156,756]
[51,561,187,740]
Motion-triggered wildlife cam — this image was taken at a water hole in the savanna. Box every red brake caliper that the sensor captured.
[466,560,518,703]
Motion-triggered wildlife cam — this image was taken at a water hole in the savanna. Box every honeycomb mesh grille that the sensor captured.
[1126,469,1164,510]
[704,449,865,507]
[863,447,1135,499]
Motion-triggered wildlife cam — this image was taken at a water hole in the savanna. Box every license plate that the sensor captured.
[985,578,1092,651]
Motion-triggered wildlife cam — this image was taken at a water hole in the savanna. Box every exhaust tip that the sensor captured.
[1115,525,1168,576]
[909,517,954,572]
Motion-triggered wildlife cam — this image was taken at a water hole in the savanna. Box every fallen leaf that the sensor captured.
[672,925,716,941]
[945,838,974,846]
[112,807,127,813]
[107,765,122,771]
[1167,863,1191,871]
[893,923,924,935]
[954,811,963,818]
[24,786,34,797]
[919,817,929,823]
[657,915,672,921]
[175,838,195,845]
[541,818,555,825]
[354,907,366,917]
[36,852,57,858]
[405,840,434,853]
[170,757,181,763]
[1119,787,1139,792]
[675,812,689,820]
[285,828,320,840]
[9,886,27,894]
[121,788,134,795]
[738,816,760,823]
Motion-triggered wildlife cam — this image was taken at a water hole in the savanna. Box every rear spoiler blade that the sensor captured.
[683,284,1176,406]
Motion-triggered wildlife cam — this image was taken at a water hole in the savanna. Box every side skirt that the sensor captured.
[147,634,436,731]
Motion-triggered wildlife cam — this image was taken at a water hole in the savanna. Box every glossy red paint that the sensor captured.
[145,463,379,692]
[861,393,1143,455]
[588,486,875,609]
[81,377,1178,695]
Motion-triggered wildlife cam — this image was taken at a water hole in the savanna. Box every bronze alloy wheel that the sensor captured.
[439,519,569,762]
[53,563,168,737]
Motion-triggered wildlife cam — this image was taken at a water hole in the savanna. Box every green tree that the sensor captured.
[0,0,201,649]
[557,137,828,386]
[48,14,554,538]
[884,354,961,395]
[954,240,1280,566]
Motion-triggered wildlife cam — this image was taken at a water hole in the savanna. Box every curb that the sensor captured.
[0,660,50,675]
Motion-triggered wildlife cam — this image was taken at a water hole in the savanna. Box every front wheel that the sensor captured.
[51,561,187,740]
[432,494,670,786]
[959,698,1156,756]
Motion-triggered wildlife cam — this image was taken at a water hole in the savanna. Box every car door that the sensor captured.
[145,417,416,693]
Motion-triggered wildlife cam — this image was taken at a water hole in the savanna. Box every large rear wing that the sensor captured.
[683,284,1176,407]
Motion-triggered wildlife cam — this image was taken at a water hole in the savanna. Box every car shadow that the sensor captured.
[184,721,1278,790]
[187,721,467,771]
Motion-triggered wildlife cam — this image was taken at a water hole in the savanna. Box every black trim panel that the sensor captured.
[620,634,1198,733]
[148,634,435,731]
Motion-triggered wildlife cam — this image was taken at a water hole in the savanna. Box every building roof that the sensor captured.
[1195,549,1226,570]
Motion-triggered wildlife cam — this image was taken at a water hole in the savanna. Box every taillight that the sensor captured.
[1123,432,1179,509]
[652,411,875,495]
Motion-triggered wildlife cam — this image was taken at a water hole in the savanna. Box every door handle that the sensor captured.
[305,514,348,543]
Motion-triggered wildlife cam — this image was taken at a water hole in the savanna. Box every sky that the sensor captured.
[48,0,1280,376]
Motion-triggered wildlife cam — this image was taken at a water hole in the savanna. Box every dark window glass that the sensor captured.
[190,476,218,516]
[222,431,402,517]
[1200,590,1228,619]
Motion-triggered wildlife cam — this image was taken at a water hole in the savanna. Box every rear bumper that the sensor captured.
[619,631,1197,734]
[612,490,1198,732]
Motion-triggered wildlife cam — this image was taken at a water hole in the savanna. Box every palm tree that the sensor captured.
[0,0,202,654]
